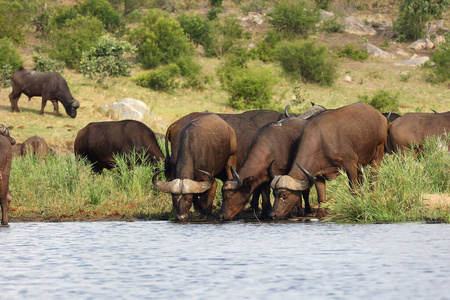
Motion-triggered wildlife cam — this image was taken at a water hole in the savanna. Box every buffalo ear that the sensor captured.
[242,176,254,193]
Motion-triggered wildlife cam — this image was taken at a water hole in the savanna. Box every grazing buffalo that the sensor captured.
[74,120,164,173]
[153,114,238,221]
[219,105,327,220]
[0,133,15,225]
[0,125,16,146]
[386,111,450,153]
[270,102,387,220]
[9,67,80,118]
[20,136,52,158]
[164,109,286,207]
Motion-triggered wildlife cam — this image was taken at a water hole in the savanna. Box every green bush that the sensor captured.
[204,17,244,57]
[32,54,65,73]
[225,63,278,109]
[0,64,12,88]
[79,35,136,84]
[315,0,334,10]
[320,17,345,33]
[46,15,104,68]
[426,48,450,83]
[128,9,194,69]
[132,64,180,92]
[178,13,211,48]
[0,1,26,43]
[337,44,369,61]
[274,39,337,86]
[0,37,23,71]
[268,0,320,38]
[393,0,450,42]
[358,89,399,112]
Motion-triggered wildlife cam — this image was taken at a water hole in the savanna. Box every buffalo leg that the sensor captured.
[9,91,21,113]
[1,190,12,226]
[259,184,272,219]
[197,180,217,218]
[315,177,327,218]
[250,186,261,212]
[40,98,47,116]
[51,100,62,116]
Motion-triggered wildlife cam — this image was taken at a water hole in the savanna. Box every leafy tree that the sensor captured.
[394,0,450,41]
[275,40,337,86]
[178,14,211,48]
[128,9,194,69]
[268,0,320,38]
[0,1,26,43]
[32,54,65,73]
[79,35,136,84]
[0,37,23,87]
[46,15,104,68]
[205,17,244,57]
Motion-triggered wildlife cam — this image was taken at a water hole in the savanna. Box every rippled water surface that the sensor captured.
[1,221,450,299]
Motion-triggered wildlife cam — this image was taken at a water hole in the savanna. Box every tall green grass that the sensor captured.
[326,134,450,223]
[9,151,173,222]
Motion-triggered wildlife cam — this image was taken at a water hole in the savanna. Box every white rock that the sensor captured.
[394,56,430,66]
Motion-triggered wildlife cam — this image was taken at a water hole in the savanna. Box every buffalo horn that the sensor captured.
[152,169,181,194]
[270,164,314,191]
[296,163,315,187]
[284,104,291,118]
[181,170,214,194]
[230,166,242,188]
[72,99,80,108]
[1,124,6,133]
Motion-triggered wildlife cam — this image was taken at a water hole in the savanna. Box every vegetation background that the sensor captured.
[0,0,448,222]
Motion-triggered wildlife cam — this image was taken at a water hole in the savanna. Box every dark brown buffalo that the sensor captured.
[382,111,401,124]
[386,111,450,153]
[74,120,164,173]
[9,67,80,118]
[219,105,327,220]
[0,134,14,225]
[153,114,237,221]
[164,109,286,207]
[21,136,51,158]
[0,125,16,146]
[270,102,387,220]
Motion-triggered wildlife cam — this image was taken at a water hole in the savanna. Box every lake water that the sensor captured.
[1,221,449,300]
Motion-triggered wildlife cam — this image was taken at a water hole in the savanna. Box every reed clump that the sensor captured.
[326,134,450,223]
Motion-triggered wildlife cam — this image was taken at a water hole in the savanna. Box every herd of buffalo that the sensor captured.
[0,69,449,225]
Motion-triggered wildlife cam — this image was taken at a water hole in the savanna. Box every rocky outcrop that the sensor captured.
[102,98,150,121]
[366,43,395,59]
[342,16,377,36]
[394,54,430,66]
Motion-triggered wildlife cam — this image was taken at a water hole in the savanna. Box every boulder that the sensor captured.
[394,55,429,66]
[102,98,150,121]
[409,38,434,50]
[342,16,377,36]
[320,10,335,21]
[366,44,395,59]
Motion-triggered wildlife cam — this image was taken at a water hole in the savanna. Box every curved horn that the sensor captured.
[296,163,315,187]
[71,99,80,108]
[152,169,182,194]
[284,104,291,118]
[1,124,6,133]
[310,101,315,106]
[181,170,214,194]
[230,166,242,188]
[431,109,437,113]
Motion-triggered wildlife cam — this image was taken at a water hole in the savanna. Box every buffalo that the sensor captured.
[382,111,401,124]
[9,67,80,118]
[0,125,16,146]
[153,114,238,221]
[386,111,450,153]
[74,120,164,173]
[20,136,52,158]
[220,105,327,220]
[270,102,387,220]
[0,132,15,225]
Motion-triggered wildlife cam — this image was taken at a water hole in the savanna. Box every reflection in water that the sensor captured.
[1,221,450,299]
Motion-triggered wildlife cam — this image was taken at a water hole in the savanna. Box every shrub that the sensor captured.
[128,9,194,69]
[79,35,136,84]
[132,64,180,92]
[426,49,450,83]
[225,63,278,109]
[78,0,124,33]
[204,17,244,57]
[274,40,337,86]
[0,64,12,88]
[0,1,26,43]
[267,0,320,38]
[32,54,65,73]
[393,0,450,42]
[315,0,334,10]
[0,37,23,71]
[358,89,399,112]
[320,17,345,33]
[46,15,104,68]
[177,14,211,48]
[337,44,369,61]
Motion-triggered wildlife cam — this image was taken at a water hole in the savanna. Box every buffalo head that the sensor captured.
[152,169,214,221]
[1,125,16,145]
[220,166,254,221]
[269,163,315,220]
[63,98,80,118]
